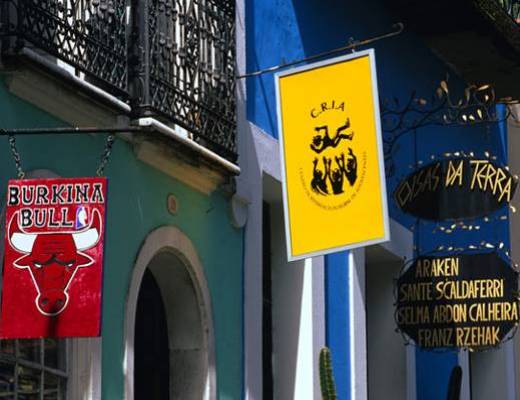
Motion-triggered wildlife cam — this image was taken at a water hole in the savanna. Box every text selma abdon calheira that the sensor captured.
[397,256,519,348]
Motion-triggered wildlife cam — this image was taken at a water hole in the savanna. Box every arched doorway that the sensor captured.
[134,269,170,399]
[125,227,216,400]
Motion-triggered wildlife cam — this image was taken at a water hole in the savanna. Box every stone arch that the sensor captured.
[124,226,216,400]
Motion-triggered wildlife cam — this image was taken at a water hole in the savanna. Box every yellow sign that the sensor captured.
[275,49,389,261]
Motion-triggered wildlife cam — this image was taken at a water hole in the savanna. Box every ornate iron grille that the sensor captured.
[132,0,237,161]
[1,0,237,162]
[497,0,520,23]
[2,0,129,94]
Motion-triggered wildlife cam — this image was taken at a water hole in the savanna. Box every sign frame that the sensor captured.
[394,157,518,221]
[394,251,519,351]
[275,49,390,261]
[0,177,107,338]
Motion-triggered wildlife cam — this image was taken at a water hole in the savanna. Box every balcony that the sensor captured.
[391,0,520,99]
[498,0,520,24]
[0,0,237,163]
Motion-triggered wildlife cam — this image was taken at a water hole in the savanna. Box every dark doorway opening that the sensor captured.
[134,269,170,400]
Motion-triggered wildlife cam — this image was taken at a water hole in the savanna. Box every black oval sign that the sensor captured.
[394,158,517,220]
[395,252,519,350]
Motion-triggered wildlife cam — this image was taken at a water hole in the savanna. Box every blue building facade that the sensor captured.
[241,0,517,399]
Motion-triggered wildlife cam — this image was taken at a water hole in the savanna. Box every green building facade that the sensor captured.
[0,1,243,397]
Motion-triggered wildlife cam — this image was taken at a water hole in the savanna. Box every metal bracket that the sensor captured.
[0,126,146,136]
[236,23,404,79]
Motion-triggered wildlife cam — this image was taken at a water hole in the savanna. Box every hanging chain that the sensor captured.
[96,134,115,176]
[4,131,115,178]
[6,133,25,179]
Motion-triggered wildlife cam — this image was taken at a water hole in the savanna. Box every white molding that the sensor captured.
[291,258,316,399]
[68,337,102,400]
[134,118,241,175]
[312,255,326,400]
[506,340,517,400]
[406,346,416,400]
[235,0,264,397]
[268,199,325,399]
[252,125,282,181]
[18,48,131,113]
[123,225,216,400]
[458,351,470,400]
[133,140,226,195]
[6,61,126,128]
[349,248,367,400]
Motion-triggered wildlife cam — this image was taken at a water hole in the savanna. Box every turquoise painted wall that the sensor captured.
[0,79,243,399]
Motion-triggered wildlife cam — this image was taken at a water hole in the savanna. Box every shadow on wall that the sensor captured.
[268,200,306,399]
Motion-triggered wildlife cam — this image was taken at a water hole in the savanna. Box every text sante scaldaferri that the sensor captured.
[396,256,518,348]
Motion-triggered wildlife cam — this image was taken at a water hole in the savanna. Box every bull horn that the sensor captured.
[8,213,36,254]
[72,228,99,251]
[72,209,102,250]
[11,232,37,253]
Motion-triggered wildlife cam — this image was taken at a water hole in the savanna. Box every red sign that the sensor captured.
[0,177,107,338]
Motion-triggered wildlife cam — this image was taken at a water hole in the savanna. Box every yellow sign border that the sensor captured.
[275,49,390,261]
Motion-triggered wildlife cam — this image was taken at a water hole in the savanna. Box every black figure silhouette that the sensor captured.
[311,157,329,195]
[335,150,357,187]
[310,118,354,154]
[345,148,357,186]
[330,157,345,194]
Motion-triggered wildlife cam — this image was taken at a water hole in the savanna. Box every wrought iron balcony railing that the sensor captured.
[0,0,237,163]
[1,0,129,94]
[498,0,520,23]
[131,0,237,161]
